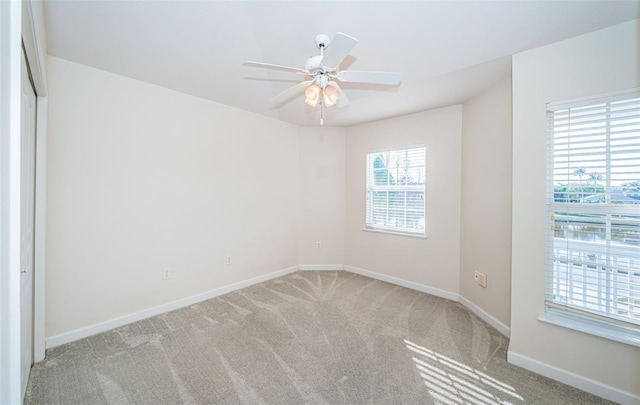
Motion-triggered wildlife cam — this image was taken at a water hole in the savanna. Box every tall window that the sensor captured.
[546,91,640,335]
[366,146,426,236]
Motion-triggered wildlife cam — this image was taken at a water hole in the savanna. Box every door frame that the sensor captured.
[0,2,24,402]
[0,1,47,403]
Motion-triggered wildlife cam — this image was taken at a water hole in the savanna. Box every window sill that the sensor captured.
[538,307,640,348]
[362,227,428,239]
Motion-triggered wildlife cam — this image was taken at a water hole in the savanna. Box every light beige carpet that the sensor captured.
[25,271,613,404]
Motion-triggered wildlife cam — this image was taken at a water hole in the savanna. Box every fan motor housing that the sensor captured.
[305,55,324,74]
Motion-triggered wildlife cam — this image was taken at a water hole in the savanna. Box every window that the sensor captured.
[366,146,426,236]
[544,90,640,343]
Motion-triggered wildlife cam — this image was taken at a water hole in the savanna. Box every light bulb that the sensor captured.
[322,84,340,108]
[305,84,321,107]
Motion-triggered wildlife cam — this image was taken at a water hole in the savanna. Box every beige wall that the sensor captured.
[344,106,462,294]
[46,57,300,337]
[511,19,640,398]
[460,76,512,329]
[46,57,511,339]
[298,126,346,266]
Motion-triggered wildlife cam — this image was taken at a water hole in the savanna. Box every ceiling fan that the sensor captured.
[243,32,402,125]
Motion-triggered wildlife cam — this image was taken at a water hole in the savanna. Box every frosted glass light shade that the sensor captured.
[304,84,321,107]
[323,84,340,108]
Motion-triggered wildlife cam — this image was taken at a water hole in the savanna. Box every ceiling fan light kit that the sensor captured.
[304,84,321,107]
[243,32,402,125]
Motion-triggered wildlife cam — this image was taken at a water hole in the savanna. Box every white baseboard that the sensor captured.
[45,265,300,349]
[298,264,344,271]
[343,265,459,302]
[341,265,509,337]
[458,295,510,338]
[507,351,640,405]
[46,264,461,349]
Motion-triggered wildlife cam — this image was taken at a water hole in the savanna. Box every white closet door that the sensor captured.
[20,47,37,399]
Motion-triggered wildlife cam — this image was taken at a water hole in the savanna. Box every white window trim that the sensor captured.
[543,88,640,346]
[362,227,428,239]
[539,306,640,347]
[365,145,426,237]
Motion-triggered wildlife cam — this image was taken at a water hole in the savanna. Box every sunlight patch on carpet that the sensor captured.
[404,339,524,404]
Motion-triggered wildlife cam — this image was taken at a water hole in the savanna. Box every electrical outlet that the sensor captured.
[316,241,321,249]
[474,270,487,288]
[163,267,171,280]
[226,257,232,265]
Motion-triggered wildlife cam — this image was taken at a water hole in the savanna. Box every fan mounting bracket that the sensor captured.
[315,34,331,50]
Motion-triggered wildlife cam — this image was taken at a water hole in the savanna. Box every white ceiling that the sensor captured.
[44,1,640,127]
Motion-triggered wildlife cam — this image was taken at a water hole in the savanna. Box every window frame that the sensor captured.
[541,88,640,346]
[364,145,427,238]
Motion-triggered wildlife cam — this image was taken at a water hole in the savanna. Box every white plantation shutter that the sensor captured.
[366,146,426,235]
[545,90,640,331]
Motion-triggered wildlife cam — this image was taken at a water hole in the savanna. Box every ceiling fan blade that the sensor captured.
[320,32,358,71]
[328,81,350,108]
[243,61,308,75]
[337,70,402,85]
[270,80,314,108]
